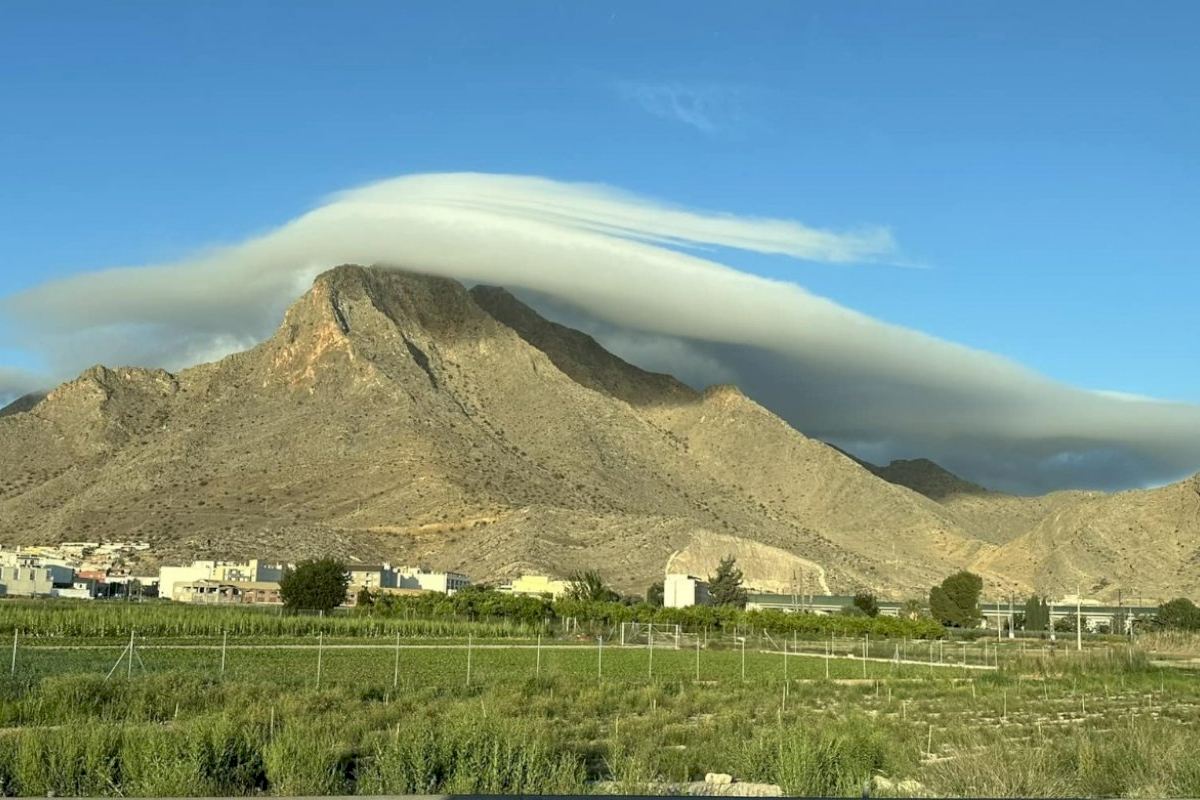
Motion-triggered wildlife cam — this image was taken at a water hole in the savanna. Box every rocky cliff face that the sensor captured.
[0,265,1195,599]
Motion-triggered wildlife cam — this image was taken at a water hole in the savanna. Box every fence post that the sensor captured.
[741,637,746,681]
[393,630,400,690]
[221,630,227,676]
[466,633,472,686]
[9,629,16,675]
[598,635,603,680]
[695,636,701,681]
[536,633,542,678]
[648,627,655,680]
[316,631,323,689]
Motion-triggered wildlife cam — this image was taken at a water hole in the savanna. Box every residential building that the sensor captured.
[347,564,398,589]
[0,564,62,597]
[500,574,569,599]
[347,586,428,606]
[395,565,470,594]
[664,574,711,608]
[158,561,217,600]
[213,559,286,583]
[173,580,283,605]
[159,559,291,601]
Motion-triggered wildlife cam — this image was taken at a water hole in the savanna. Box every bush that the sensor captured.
[358,716,585,794]
[738,717,893,795]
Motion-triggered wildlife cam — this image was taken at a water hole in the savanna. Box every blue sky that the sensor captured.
[1,0,1197,404]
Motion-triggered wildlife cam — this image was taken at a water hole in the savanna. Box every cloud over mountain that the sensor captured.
[1,172,1197,492]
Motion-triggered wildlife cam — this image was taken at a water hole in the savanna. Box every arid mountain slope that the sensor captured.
[0,265,1195,600]
[868,457,1094,546]
[971,474,1200,600]
[0,265,988,594]
[865,456,1198,599]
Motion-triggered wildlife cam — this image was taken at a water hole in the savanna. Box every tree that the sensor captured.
[853,590,880,618]
[1053,613,1077,633]
[1156,597,1200,631]
[929,571,982,628]
[646,581,665,607]
[564,570,620,603]
[1024,595,1049,631]
[708,556,748,608]
[355,586,374,609]
[279,558,349,613]
[898,599,928,620]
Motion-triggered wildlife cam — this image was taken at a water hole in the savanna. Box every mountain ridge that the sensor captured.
[1,264,1196,600]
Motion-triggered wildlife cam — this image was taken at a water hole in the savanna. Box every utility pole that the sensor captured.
[1049,596,1056,643]
[996,599,1002,643]
[1008,592,1015,640]
[1076,587,1083,652]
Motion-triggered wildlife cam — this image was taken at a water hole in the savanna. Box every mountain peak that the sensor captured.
[872,457,992,500]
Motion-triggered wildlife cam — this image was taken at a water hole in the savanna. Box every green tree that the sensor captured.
[1156,597,1200,631]
[279,558,349,613]
[355,586,374,609]
[898,599,928,620]
[929,571,983,628]
[1054,613,1077,633]
[708,556,748,608]
[852,590,880,617]
[1024,595,1049,631]
[646,581,664,607]
[564,570,619,603]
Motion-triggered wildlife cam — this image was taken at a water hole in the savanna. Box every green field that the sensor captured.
[0,604,1197,797]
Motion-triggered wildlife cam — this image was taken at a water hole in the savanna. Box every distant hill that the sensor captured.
[0,392,46,418]
[0,265,1195,601]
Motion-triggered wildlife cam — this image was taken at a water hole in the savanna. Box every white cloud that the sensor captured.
[1,171,1197,492]
[615,81,754,135]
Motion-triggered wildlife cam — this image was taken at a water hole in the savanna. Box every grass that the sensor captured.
[0,612,1196,796]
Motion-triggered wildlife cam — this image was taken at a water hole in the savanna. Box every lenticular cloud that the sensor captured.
[2,172,1198,492]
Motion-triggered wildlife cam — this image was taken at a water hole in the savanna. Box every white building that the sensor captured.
[396,565,470,595]
[499,574,569,599]
[159,559,292,601]
[0,564,60,597]
[158,561,217,600]
[664,574,710,608]
[213,559,286,584]
[347,564,398,589]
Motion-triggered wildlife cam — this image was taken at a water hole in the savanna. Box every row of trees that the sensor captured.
[278,559,1200,636]
[276,556,753,615]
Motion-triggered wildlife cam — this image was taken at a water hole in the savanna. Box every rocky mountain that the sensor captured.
[0,265,1196,601]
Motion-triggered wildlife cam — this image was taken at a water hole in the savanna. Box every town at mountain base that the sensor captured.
[1,265,1196,601]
